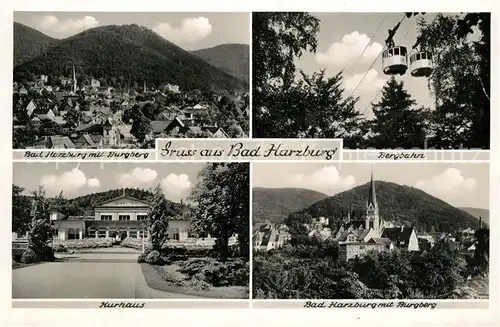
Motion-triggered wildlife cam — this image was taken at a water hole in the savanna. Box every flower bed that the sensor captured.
[53,238,114,249]
[121,237,148,250]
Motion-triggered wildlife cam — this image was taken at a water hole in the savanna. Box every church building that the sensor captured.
[335,169,419,261]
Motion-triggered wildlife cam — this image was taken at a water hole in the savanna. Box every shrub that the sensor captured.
[12,248,25,262]
[20,249,38,264]
[54,244,68,253]
[145,250,164,265]
[178,258,249,287]
[41,245,55,261]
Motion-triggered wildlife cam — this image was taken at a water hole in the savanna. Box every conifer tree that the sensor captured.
[369,77,429,148]
[147,184,170,251]
[28,186,54,260]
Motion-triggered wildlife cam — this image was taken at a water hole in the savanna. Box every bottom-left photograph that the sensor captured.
[12,162,250,299]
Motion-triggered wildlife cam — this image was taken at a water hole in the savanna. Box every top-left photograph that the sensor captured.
[12,12,250,149]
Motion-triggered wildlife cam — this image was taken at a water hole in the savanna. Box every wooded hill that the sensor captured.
[253,187,328,223]
[191,44,249,83]
[293,181,481,233]
[13,23,247,91]
[14,22,59,67]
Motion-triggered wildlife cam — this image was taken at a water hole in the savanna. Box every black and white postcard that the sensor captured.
[252,12,490,150]
[12,162,250,299]
[12,12,250,149]
[252,163,489,299]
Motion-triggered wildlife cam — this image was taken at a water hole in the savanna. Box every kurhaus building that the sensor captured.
[50,195,190,242]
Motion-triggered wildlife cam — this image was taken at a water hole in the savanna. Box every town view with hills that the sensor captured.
[12,15,249,149]
[252,163,490,300]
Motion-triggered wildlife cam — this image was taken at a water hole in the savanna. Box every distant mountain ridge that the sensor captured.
[458,207,490,226]
[295,181,480,233]
[13,23,247,91]
[253,187,328,223]
[191,44,249,83]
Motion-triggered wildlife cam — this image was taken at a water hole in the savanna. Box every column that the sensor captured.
[105,230,109,238]
[127,230,130,238]
[79,229,83,240]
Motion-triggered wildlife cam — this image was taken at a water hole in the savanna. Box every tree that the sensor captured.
[471,228,489,276]
[252,12,320,137]
[131,113,151,143]
[147,185,170,251]
[13,126,36,148]
[64,109,84,129]
[417,13,490,148]
[28,186,54,260]
[368,77,430,148]
[189,163,250,261]
[12,185,31,233]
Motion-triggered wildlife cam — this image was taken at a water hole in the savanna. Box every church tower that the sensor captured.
[365,167,380,232]
[72,65,77,94]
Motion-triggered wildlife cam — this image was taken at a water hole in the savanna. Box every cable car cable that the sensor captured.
[348,14,407,99]
[350,13,388,72]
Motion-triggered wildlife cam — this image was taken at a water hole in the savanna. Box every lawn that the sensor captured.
[140,260,249,299]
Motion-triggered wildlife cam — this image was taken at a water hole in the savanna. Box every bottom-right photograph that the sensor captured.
[252,162,489,300]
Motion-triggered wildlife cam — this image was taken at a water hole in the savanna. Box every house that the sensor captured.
[73,134,104,149]
[49,195,191,241]
[381,227,420,252]
[25,100,37,116]
[150,117,185,137]
[46,136,76,149]
[166,83,180,93]
[201,126,229,138]
[253,222,290,251]
[183,103,208,120]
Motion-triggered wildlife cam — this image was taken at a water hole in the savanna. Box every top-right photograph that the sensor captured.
[252,12,491,149]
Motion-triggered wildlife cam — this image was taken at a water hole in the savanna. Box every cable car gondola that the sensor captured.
[382,46,408,76]
[409,51,433,77]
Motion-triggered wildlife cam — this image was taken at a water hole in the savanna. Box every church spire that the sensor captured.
[72,65,77,94]
[367,166,377,207]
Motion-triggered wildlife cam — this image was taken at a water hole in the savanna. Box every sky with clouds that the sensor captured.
[295,12,467,118]
[14,12,249,50]
[252,163,489,209]
[13,162,207,202]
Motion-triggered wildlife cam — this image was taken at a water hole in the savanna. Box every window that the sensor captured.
[88,230,96,238]
[68,228,79,240]
[360,245,365,250]
[169,228,180,241]
[139,230,148,238]
[348,235,356,242]
[129,230,137,238]
[394,48,399,56]
[101,215,112,221]
[52,228,59,237]
[98,230,107,238]
[119,215,131,221]
[137,215,147,221]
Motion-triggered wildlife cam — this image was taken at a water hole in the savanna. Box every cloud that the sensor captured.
[344,69,386,92]
[290,166,355,193]
[87,178,100,188]
[38,15,99,37]
[316,31,383,66]
[119,168,158,187]
[153,17,212,43]
[415,168,477,198]
[40,168,100,194]
[161,173,192,201]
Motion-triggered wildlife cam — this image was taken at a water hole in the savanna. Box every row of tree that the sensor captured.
[252,13,490,149]
[253,233,489,299]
